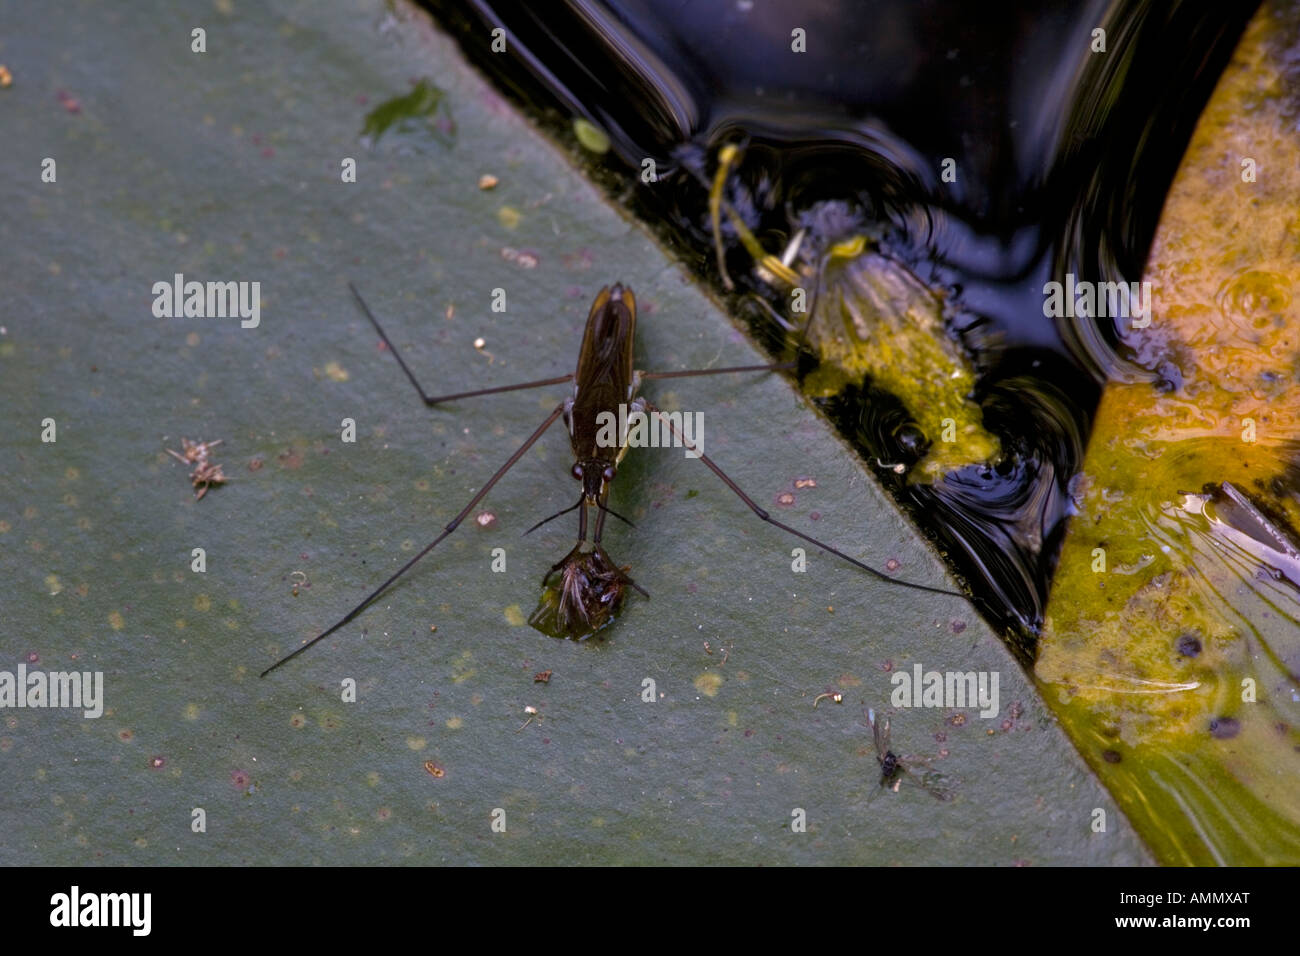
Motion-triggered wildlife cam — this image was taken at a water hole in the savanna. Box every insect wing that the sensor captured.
[569,284,638,460]
[897,764,955,802]
[868,708,891,758]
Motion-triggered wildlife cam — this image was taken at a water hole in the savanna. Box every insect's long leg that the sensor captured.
[642,401,964,598]
[630,362,796,545]
[261,402,566,677]
[639,361,794,381]
[349,282,573,405]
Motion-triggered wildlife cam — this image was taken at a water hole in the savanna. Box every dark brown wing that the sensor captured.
[569,284,637,463]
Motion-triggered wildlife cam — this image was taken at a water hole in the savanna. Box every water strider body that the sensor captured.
[259,283,964,676]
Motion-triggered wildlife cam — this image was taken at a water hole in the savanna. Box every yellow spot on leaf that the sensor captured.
[497,206,521,230]
[694,672,724,697]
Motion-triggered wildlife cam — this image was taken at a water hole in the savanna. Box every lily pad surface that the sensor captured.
[0,0,1146,864]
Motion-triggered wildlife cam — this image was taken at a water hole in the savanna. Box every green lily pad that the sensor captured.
[0,0,1147,864]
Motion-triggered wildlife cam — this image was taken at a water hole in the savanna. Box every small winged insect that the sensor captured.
[259,283,963,676]
[866,708,953,801]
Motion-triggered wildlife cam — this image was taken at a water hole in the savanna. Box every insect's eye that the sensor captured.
[572,463,584,481]
[602,465,617,482]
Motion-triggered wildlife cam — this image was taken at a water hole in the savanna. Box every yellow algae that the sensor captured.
[1036,0,1300,864]
[804,239,1000,479]
[710,150,999,480]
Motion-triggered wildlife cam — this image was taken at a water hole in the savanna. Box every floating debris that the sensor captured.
[517,704,543,732]
[572,117,610,154]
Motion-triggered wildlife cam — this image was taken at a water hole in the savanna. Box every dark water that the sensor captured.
[423,0,1260,656]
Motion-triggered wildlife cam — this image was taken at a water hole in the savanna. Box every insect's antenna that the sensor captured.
[348,282,573,405]
[641,401,965,599]
[597,500,635,529]
[261,402,567,677]
[523,497,584,536]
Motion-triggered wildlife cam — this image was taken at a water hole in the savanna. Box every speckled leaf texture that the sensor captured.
[0,0,1147,865]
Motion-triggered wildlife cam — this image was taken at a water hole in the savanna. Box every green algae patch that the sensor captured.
[1036,0,1300,865]
[572,118,611,155]
[361,78,454,150]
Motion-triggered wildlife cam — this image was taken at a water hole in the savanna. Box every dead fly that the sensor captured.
[166,437,227,501]
[260,283,963,677]
[528,544,637,638]
[866,708,953,801]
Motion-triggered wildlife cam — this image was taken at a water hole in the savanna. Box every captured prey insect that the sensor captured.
[866,708,954,801]
[527,543,634,638]
[259,283,965,676]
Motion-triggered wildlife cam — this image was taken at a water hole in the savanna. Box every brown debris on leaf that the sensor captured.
[166,437,228,500]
